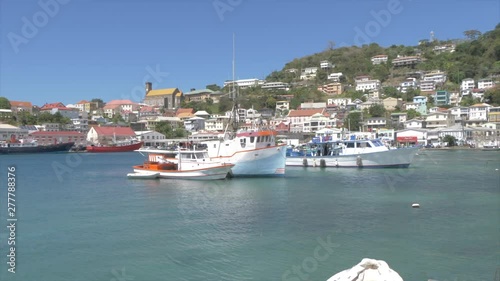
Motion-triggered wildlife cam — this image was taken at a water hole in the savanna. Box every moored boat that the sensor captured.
[200,127,287,177]
[0,140,75,154]
[87,140,143,153]
[286,138,419,168]
[132,148,234,180]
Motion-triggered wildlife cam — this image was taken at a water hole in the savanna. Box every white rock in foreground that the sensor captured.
[326,258,404,281]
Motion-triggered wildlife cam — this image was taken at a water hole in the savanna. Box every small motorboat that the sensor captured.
[127,172,160,179]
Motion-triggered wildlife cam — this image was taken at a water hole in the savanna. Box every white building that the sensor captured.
[302,113,336,133]
[420,80,436,92]
[320,60,333,69]
[399,78,418,93]
[468,103,492,121]
[461,78,475,92]
[300,67,318,80]
[327,72,343,81]
[135,131,166,147]
[478,78,494,90]
[205,115,229,131]
[371,55,388,65]
[355,79,380,92]
[224,78,265,89]
[261,82,290,91]
[404,119,424,129]
[423,71,447,84]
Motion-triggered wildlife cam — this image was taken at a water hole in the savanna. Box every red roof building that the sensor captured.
[10,100,33,113]
[87,126,136,144]
[40,102,66,111]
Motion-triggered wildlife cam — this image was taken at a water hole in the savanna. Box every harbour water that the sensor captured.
[0,150,498,281]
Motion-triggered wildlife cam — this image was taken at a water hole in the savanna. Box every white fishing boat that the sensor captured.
[198,34,286,177]
[286,137,419,168]
[201,127,287,177]
[132,148,234,180]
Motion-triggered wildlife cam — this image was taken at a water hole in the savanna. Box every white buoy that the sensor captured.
[412,203,420,208]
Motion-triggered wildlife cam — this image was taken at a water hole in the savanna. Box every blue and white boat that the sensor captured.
[286,134,419,168]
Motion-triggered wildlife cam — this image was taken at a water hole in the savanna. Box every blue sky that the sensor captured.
[1,0,499,106]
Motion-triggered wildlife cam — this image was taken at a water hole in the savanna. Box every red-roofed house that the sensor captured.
[287,108,327,133]
[9,101,33,114]
[103,100,139,118]
[40,102,80,119]
[176,108,195,120]
[87,126,136,144]
[30,131,86,145]
[40,102,66,111]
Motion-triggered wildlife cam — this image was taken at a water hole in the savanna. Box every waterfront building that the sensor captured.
[31,131,86,146]
[362,117,387,132]
[87,126,136,144]
[0,124,29,141]
[134,131,166,147]
[395,128,428,145]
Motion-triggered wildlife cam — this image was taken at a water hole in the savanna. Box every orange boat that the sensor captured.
[86,140,143,153]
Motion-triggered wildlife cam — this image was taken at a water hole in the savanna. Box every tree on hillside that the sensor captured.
[406,109,421,120]
[0,97,11,109]
[484,86,500,106]
[218,97,234,113]
[91,98,104,104]
[346,112,362,131]
[369,104,386,117]
[463,29,482,40]
[206,84,221,91]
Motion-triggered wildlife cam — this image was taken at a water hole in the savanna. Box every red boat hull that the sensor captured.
[86,141,143,153]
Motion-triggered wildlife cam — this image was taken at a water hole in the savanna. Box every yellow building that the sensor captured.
[143,82,183,110]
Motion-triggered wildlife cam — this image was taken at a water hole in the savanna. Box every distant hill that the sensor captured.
[266,24,500,87]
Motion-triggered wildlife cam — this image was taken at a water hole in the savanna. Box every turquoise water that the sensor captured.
[0,150,498,281]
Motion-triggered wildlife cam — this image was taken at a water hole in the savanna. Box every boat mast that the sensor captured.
[231,33,238,133]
